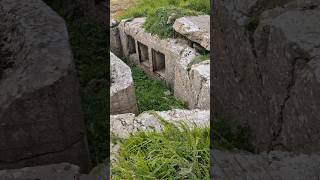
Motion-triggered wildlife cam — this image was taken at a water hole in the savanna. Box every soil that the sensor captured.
[110,0,135,19]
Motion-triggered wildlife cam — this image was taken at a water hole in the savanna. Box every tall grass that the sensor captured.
[112,122,210,179]
[127,61,187,113]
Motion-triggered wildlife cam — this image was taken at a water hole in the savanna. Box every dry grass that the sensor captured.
[110,0,136,19]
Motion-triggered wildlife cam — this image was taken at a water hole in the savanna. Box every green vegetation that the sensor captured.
[144,7,201,38]
[119,0,209,19]
[187,53,209,71]
[68,20,108,166]
[112,122,210,179]
[127,61,187,113]
[212,118,254,152]
[118,0,209,38]
[45,3,108,166]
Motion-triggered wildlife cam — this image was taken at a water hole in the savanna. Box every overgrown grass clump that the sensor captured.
[128,62,187,113]
[112,123,210,179]
[119,0,209,19]
[118,0,209,38]
[143,7,202,38]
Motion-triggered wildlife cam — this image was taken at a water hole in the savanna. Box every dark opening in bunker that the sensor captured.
[127,34,136,55]
[151,49,165,76]
[138,41,149,67]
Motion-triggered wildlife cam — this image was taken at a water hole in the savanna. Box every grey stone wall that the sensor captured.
[0,0,90,172]
[212,0,320,152]
[113,17,210,110]
[110,52,138,114]
[110,19,123,58]
[212,149,320,179]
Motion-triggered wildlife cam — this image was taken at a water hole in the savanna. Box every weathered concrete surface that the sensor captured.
[118,18,198,88]
[110,109,209,164]
[0,0,90,172]
[212,0,320,152]
[212,149,320,180]
[110,19,123,57]
[110,52,138,114]
[175,60,210,109]
[173,15,210,51]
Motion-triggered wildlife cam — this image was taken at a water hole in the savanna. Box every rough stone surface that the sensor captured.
[118,18,198,88]
[213,0,320,152]
[0,0,90,172]
[0,163,96,180]
[110,19,123,57]
[212,149,320,180]
[175,60,210,109]
[111,109,209,139]
[173,15,210,51]
[43,0,107,25]
[110,52,138,114]
[88,160,109,180]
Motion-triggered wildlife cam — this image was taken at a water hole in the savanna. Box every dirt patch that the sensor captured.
[110,0,135,19]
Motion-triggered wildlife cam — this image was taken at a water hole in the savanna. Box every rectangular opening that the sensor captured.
[152,49,165,75]
[127,34,136,55]
[138,42,149,67]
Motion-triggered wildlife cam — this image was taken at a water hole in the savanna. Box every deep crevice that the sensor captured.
[268,45,311,151]
[0,136,83,164]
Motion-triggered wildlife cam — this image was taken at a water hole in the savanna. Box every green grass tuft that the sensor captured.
[119,0,209,19]
[127,61,187,113]
[112,122,210,179]
[143,7,202,38]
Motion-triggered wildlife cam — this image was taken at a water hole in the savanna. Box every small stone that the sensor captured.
[164,90,171,96]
